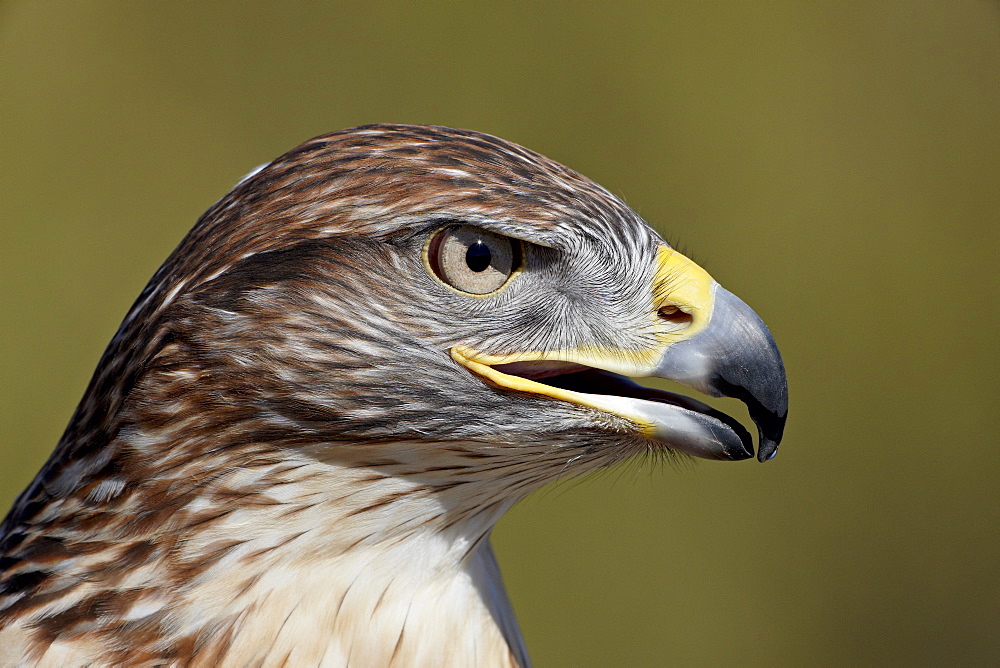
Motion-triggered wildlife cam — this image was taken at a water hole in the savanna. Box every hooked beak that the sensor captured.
[653,283,788,461]
[451,247,788,462]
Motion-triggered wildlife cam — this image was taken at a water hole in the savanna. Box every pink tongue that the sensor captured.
[491,360,590,381]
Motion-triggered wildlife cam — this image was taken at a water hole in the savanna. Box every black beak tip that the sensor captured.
[755,413,786,462]
[757,438,779,462]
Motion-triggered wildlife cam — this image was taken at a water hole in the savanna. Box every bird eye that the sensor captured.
[427,225,521,295]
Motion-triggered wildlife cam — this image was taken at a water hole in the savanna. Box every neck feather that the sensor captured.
[4,436,540,666]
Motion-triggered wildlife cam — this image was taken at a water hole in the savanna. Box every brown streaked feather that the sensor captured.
[0,124,666,666]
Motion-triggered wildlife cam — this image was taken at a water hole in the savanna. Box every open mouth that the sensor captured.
[453,350,756,461]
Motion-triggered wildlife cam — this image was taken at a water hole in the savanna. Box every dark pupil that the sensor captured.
[466,241,492,272]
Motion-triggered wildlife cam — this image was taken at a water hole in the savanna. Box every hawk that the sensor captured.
[0,125,787,666]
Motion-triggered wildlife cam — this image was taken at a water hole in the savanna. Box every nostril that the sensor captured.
[658,304,694,328]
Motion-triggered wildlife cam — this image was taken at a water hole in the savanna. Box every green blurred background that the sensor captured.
[2,2,997,665]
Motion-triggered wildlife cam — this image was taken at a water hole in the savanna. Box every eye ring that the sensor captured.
[424,225,522,296]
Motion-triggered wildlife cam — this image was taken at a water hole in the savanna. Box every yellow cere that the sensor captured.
[653,245,716,344]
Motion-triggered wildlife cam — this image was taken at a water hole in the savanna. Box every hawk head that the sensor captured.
[0,125,786,666]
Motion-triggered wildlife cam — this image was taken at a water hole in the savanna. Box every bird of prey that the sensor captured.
[0,124,787,666]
